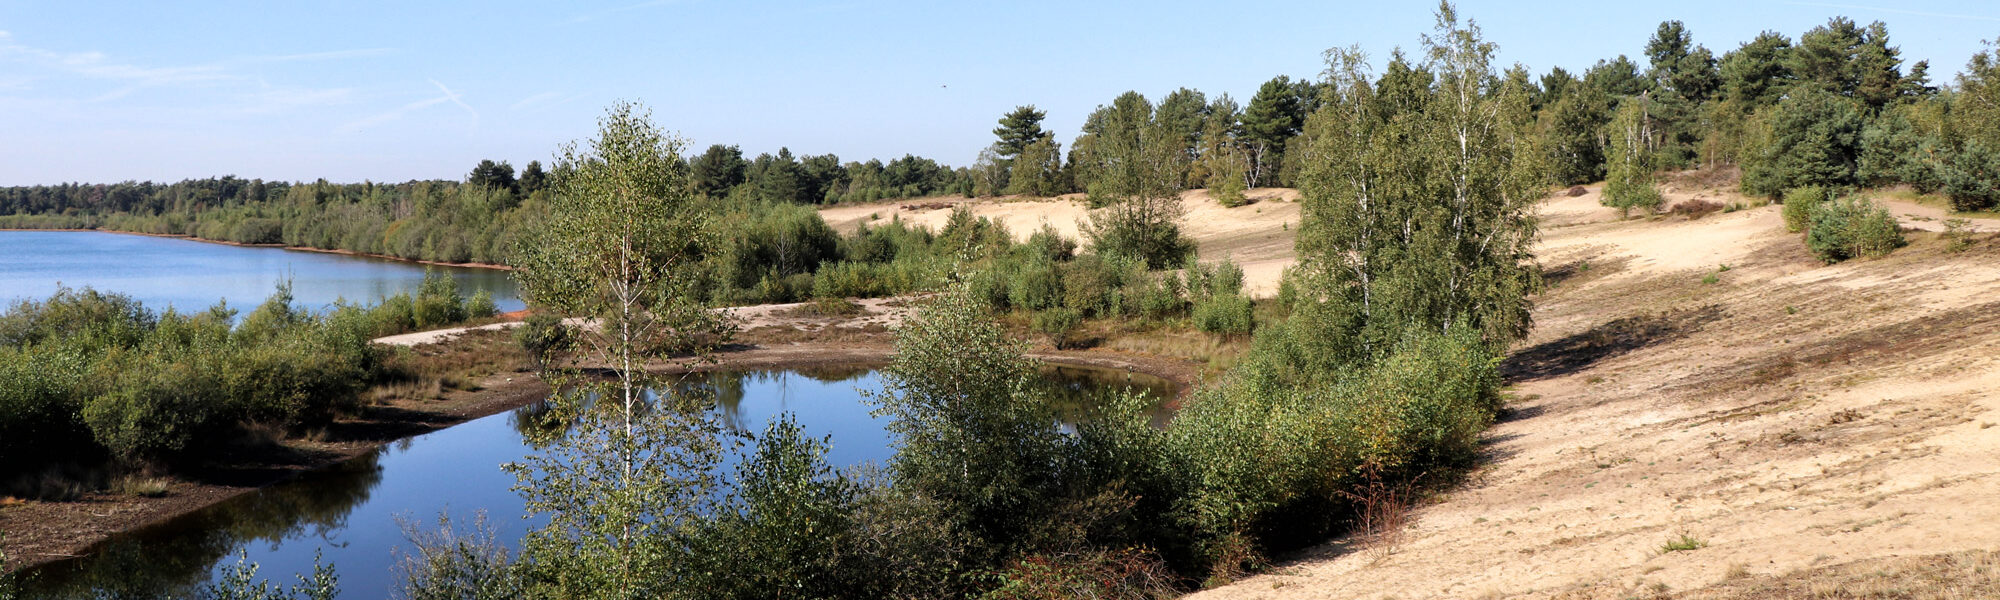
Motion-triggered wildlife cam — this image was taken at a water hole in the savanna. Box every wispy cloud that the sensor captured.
[341,80,480,134]
[1780,1,2000,23]
[0,30,391,106]
[340,95,453,133]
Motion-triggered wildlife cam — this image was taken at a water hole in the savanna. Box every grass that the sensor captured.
[791,296,865,317]
[1659,531,1708,554]
[375,328,524,405]
[112,474,171,498]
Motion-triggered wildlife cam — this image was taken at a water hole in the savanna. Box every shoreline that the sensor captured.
[0,227,513,271]
[0,338,1201,573]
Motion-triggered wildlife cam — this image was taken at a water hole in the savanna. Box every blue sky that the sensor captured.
[1,0,1996,186]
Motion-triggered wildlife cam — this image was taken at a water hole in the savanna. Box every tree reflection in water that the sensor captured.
[24,451,385,599]
[18,366,1173,599]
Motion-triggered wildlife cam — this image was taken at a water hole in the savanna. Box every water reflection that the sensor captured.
[18,365,1176,599]
[0,231,522,314]
[25,452,386,599]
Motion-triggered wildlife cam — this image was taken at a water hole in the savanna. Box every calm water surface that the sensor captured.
[0,231,521,313]
[23,366,1175,599]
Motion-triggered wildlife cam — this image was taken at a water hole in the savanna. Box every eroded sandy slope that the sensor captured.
[1188,186,2000,598]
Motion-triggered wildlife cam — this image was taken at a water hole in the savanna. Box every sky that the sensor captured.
[2,0,1997,186]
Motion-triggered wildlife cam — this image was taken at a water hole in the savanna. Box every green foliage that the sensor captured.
[1943,142,2000,212]
[1741,89,1866,198]
[685,416,869,597]
[1009,260,1065,312]
[395,514,523,600]
[1603,98,1663,215]
[1024,223,1078,263]
[512,312,572,374]
[504,102,743,600]
[1075,91,1198,269]
[1858,108,1942,191]
[1295,21,1542,360]
[413,268,468,328]
[0,286,382,472]
[1192,293,1254,337]
[1805,195,1905,262]
[202,551,340,600]
[1781,185,1829,233]
[1059,257,1115,317]
[1032,308,1083,349]
[865,280,1073,574]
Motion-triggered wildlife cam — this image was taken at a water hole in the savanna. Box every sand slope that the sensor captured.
[1183,186,2000,598]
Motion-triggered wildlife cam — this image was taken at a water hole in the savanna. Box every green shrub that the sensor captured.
[1136,273,1188,319]
[465,290,499,319]
[414,269,468,328]
[811,261,890,299]
[514,313,572,373]
[684,416,866,598]
[1010,260,1064,311]
[0,287,156,350]
[1193,294,1254,337]
[84,354,224,464]
[1059,259,1113,317]
[0,347,89,469]
[1024,223,1078,262]
[1943,142,2000,212]
[1781,186,1827,233]
[1032,308,1083,349]
[1807,196,1906,263]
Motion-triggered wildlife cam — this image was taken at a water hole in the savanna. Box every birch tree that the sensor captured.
[506,101,732,599]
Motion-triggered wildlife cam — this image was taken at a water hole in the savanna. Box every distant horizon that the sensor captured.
[4,0,1997,186]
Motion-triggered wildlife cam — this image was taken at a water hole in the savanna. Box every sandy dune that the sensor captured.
[1188,186,2000,598]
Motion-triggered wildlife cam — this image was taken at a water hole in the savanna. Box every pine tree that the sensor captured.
[1242,76,1307,186]
[992,105,1048,160]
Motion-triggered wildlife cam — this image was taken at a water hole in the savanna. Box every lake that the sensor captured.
[21,366,1176,599]
[0,231,522,314]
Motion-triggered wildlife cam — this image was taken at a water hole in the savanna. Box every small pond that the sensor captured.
[20,365,1175,599]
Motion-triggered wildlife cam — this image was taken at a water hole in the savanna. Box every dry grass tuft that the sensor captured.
[112,474,172,498]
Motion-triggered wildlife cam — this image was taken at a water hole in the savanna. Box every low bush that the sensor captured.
[1667,199,1725,220]
[1193,294,1254,337]
[2,286,388,473]
[1806,196,1905,263]
[1010,260,1064,311]
[1032,308,1083,349]
[513,313,572,374]
[1781,186,1827,233]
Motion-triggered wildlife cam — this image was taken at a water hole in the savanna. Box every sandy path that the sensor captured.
[1190,186,2000,598]
[1877,197,2000,232]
